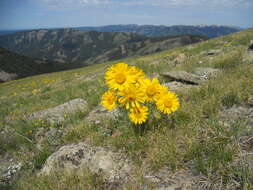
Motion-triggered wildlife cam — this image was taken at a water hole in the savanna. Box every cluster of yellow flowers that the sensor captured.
[101,62,180,125]
[32,89,39,95]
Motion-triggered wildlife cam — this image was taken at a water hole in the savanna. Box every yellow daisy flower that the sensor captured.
[105,62,135,90]
[118,84,146,110]
[156,91,180,114]
[142,78,162,102]
[129,65,145,81]
[101,90,117,111]
[129,105,148,124]
[156,84,169,99]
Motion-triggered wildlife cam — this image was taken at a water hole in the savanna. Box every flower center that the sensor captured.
[133,108,141,116]
[164,99,172,108]
[108,97,114,105]
[115,73,126,84]
[146,85,156,97]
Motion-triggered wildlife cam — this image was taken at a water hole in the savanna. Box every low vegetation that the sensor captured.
[0,29,252,189]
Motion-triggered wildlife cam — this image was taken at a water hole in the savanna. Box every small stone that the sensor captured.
[7,170,11,176]
[207,49,222,56]
[95,120,101,125]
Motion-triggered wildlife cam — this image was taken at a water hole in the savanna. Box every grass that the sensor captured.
[0,29,253,189]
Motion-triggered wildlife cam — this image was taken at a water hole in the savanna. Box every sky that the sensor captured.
[0,0,252,30]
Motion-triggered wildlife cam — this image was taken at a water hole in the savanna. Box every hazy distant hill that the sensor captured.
[77,24,241,38]
[0,28,207,66]
[0,30,26,36]
[0,47,71,81]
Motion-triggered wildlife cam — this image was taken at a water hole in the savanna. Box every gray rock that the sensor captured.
[248,40,253,51]
[197,61,204,65]
[0,70,18,83]
[243,49,253,63]
[161,71,204,85]
[35,127,63,145]
[150,60,160,66]
[0,155,22,184]
[173,54,186,65]
[86,105,119,123]
[207,49,222,56]
[40,142,132,184]
[29,98,88,125]
[220,106,253,128]
[143,168,196,190]
[163,81,196,92]
[194,67,220,79]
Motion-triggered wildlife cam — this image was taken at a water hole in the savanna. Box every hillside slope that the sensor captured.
[77,24,241,38]
[0,29,252,190]
[0,47,73,82]
[0,28,207,66]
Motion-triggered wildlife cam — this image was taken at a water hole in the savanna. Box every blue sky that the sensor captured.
[0,0,252,30]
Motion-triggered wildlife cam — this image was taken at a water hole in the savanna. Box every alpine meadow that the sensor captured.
[0,0,253,189]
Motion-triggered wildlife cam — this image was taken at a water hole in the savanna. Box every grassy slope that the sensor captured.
[0,29,253,189]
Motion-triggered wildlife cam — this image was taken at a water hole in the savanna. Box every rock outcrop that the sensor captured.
[29,98,88,125]
[163,81,196,92]
[161,71,204,85]
[0,70,17,82]
[40,142,132,185]
[193,67,220,79]
[220,106,253,128]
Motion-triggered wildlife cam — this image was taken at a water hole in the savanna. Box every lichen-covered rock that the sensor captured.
[0,153,22,185]
[35,127,63,146]
[161,71,204,85]
[29,98,88,125]
[142,168,197,190]
[163,81,196,92]
[220,106,253,128]
[40,142,132,184]
[194,67,220,79]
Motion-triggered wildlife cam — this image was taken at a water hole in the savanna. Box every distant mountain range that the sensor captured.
[0,24,241,38]
[76,24,241,38]
[0,28,207,66]
[0,30,25,36]
[0,24,240,82]
[0,47,72,82]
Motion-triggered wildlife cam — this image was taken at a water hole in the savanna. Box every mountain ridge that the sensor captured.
[0,46,73,82]
[0,28,207,67]
[76,24,241,38]
[0,24,241,37]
